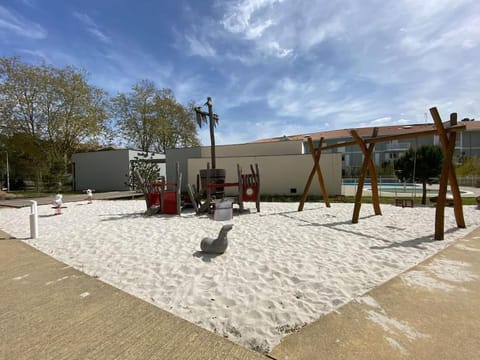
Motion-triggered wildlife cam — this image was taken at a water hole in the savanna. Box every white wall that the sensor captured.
[165,147,202,189]
[72,150,165,192]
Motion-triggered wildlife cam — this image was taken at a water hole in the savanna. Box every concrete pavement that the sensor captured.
[270,226,480,360]
[0,191,142,208]
[0,231,268,360]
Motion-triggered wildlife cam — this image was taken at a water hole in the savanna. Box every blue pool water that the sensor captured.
[342,182,434,194]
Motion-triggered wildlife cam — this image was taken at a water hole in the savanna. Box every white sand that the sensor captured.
[1,200,479,352]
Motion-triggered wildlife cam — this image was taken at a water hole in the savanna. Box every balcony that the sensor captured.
[385,142,410,152]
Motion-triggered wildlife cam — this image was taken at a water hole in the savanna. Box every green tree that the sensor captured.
[0,132,49,191]
[111,81,199,152]
[394,145,443,205]
[152,92,199,152]
[111,80,158,152]
[0,56,111,187]
[456,156,480,176]
[43,65,110,164]
[125,152,163,190]
[0,56,45,137]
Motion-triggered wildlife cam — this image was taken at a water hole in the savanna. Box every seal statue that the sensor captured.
[200,224,233,254]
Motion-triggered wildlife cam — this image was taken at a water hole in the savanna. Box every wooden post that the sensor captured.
[237,164,244,212]
[160,181,165,213]
[298,137,321,211]
[310,137,331,208]
[446,113,465,228]
[351,129,379,223]
[175,162,182,215]
[206,162,211,205]
[430,108,466,240]
[298,137,330,211]
[352,128,382,216]
[252,163,261,212]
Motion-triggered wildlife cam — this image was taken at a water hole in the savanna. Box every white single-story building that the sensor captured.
[166,140,342,197]
[72,149,165,192]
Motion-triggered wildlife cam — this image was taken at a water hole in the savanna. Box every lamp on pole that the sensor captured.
[4,151,9,192]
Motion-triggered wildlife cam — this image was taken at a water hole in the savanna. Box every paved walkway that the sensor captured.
[0,191,142,208]
[2,193,480,359]
[0,230,267,360]
[271,226,480,360]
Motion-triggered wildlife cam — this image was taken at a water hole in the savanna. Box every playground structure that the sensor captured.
[188,163,260,214]
[136,163,182,215]
[53,193,63,215]
[298,107,466,240]
[85,189,94,204]
[200,224,233,254]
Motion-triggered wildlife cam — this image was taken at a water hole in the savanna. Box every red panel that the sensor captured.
[146,193,161,207]
[242,184,258,202]
[163,191,178,214]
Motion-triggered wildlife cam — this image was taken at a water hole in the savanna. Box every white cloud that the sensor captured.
[180,0,480,140]
[265,41,292,58]
[87,28,111,44]
[20,40,176,97]
[222,0,282,36]
[73,11,111,44]
[185,33,217,58]
[244,19,274,40]
[0,5,46,39]
[17,48,73,66]
[368,117,393,127]
[73,11,96,27]
[403,0,465,18]
[219,0,351,62]
[181,1,352,65]
[220,0,296,60]
[96,45,175,93]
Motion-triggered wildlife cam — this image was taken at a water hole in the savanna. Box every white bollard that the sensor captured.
[29,200,38,239]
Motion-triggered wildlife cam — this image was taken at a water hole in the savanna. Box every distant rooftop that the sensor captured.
[252,120,480,143]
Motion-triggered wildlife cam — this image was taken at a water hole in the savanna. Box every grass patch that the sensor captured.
[260,194,478,206]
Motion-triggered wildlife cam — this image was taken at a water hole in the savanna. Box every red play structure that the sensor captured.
[188,163,260,214]
[136,163,182,215]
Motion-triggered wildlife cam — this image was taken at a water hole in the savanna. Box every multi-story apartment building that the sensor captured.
[254,120,480,177]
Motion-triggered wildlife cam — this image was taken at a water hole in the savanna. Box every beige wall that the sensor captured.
[188,153,342,197]
[167,140,305,190]
[197,140,304,158]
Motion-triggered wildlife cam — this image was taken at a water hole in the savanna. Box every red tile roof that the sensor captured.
[252,121,480,143]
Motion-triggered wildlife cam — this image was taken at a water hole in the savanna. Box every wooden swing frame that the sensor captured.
[298,107,466,240]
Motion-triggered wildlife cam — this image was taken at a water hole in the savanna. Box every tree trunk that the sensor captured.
[422,180,427,205]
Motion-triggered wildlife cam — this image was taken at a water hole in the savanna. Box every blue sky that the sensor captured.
[1,0,479,146]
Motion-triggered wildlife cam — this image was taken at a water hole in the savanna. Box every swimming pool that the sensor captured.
[342,182,438,194]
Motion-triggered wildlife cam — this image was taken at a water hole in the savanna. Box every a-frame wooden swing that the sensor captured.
[298,107,466,240]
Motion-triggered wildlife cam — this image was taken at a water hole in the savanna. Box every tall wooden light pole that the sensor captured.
[195,96,219,169]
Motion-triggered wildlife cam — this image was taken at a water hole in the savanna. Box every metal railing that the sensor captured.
[457,176,480,187]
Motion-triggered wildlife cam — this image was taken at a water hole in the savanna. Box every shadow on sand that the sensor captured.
[192,251,224,263]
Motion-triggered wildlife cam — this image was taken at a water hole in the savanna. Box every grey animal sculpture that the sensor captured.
[200,224,233,254]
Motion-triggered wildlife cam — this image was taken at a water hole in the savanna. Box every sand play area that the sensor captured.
[1,199,479,352]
